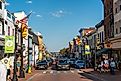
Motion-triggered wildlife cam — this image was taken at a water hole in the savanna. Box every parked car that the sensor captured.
[69,58,76,67]
[47,58,53,66]
[57,59,70,70]
[35,60,48,70]
[74,60,85,69]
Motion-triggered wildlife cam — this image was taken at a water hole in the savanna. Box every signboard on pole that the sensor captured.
[85,45,91,55]
[5,36,15,53]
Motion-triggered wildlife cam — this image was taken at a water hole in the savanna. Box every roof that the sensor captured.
[79,27,95,33]
[95,20,104,29]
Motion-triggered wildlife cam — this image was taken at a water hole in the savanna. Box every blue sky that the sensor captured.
[6,0,103,52]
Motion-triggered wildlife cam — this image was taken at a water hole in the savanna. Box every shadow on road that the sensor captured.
[78,72,104,81]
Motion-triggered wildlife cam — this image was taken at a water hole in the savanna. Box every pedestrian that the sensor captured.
[103,59,109,72]
[1,54,11,80]
[110,58,116,75]
[9,56,15,79]
[0,60,7,81]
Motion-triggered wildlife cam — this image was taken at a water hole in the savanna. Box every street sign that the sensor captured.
[21,23,28,38]
[5,36,15,53]
[85,45,91,55]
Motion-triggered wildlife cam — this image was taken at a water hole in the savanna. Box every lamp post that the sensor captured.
[13,24,18,81]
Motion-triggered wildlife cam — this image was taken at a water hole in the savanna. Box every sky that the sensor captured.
[6,0,104,52]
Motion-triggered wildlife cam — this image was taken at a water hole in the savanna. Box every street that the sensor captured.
[20,68,103,81]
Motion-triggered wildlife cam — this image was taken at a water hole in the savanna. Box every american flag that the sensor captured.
[19,11,32,24]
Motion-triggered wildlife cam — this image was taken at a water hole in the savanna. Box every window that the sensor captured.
[8,26,10,36]
[120,27,121,33]
[115,8,118,13]
[100,32,101,43]
[0,2,2,9]
[102,32,104,42]
[7,12,11,18]
[5,21,7,25]
[12,29,14,36]
[12,16,15,21]
[120,5,121,10]
[116,28,118,34]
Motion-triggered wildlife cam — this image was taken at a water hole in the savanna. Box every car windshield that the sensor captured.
[59,60,68,64]
[77,61,84,63]
[38,60,47,64]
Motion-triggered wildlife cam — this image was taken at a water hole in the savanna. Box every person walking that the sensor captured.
[103,59,109,72]
[110,58,116,75]
[0,60,7,81]
[1,54,11,80]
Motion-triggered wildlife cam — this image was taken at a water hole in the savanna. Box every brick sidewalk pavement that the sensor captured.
[80,68,121,81]
[18,68,38,81]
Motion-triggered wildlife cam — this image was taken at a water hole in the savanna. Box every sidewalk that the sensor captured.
[80,68,121,81]
[18,68,37,81]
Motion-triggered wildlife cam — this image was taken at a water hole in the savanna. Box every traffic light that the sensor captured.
[21,23,28,38]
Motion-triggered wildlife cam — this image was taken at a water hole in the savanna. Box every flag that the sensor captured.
[20,11,32,24]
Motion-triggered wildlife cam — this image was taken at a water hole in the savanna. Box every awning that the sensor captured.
[96,48,111,56]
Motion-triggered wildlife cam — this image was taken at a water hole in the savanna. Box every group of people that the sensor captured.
[97,58,116,75]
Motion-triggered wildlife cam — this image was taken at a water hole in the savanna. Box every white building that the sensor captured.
[0,0,15,59]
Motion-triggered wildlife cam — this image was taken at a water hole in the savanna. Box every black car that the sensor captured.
[35,60,48,70]
[57,59,70,70]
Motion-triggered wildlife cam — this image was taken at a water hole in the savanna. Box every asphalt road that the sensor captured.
[25,69,103,81]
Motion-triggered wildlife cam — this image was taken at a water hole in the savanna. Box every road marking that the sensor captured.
[26,73,39,81]
[43,71,47,74]
[77,70,82,73]
[71,71,74,73]
[50,71,53,74]
[64,71,67,73]
[57,71,60,73]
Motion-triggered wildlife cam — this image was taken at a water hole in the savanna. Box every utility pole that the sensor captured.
[19,23,25,78]
[27,35,30,73]
[13,24,18,81]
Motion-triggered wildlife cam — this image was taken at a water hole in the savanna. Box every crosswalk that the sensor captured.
[41,70,80,74]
